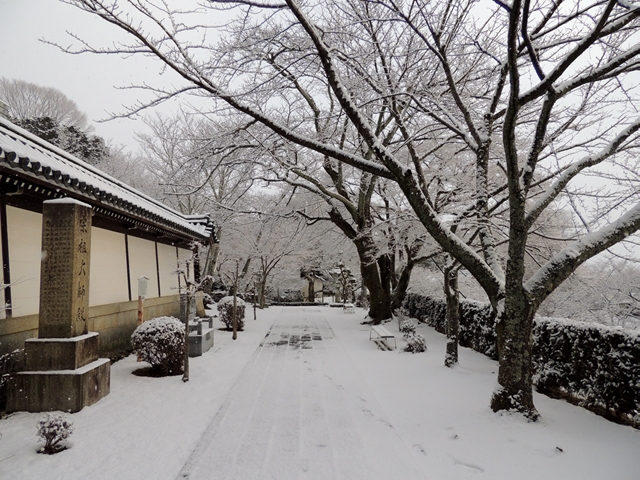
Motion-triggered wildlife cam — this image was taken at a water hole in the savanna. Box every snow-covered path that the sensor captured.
[1,305,638,480]
[178,307,426,479]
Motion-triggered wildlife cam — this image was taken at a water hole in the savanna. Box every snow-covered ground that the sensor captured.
[0,306,638,479]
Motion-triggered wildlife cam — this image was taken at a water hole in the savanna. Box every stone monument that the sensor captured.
[7,199,111,412]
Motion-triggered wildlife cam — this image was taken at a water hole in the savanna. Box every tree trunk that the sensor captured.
[182,291,191,382]
[232,263,239,341]
[443,263,460,368]
[490,214,539,419]
[391,260,414,311]
[490,294,538,419]
[378,254,393,300]
[355,236,392,324]
[203,242,220,294]
[258,281,266,309]
[308,278,315,303]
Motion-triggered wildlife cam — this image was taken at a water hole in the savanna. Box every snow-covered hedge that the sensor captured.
[533,317,640,428]
[403,294,496,359]
[217,296,246,331]
[403,293,640,429]
[131,316,185,375]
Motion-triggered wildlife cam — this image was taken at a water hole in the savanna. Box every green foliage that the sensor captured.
[14,116,109,164]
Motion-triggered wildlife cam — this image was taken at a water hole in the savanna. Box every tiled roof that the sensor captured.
[0,117,216,242]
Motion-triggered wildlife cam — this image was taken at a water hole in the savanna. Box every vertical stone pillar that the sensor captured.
[7,199,110,413]
[39,199,91,338]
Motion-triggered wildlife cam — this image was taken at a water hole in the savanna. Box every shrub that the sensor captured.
[399,320,417,338]
[217,296,246,331]
[404,334,427,353]
[131,316,185,375]
[37,412,73,454]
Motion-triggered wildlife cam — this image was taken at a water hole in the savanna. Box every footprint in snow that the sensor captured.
[412,444,427,456]
[451,456,485,473]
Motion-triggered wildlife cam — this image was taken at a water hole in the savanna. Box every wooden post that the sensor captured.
[137,276,149,362]
[253,282,257,320]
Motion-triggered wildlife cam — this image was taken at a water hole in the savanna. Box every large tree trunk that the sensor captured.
[490,294,538,419]
[378,254,393,299]
[355,237,392,324]
[443,263,460,368]
[490,213,539,419]
[326,208,392,323]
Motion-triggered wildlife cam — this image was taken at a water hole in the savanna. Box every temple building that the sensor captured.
[0,116,217,358]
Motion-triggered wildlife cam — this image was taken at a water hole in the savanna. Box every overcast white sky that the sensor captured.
[0,0,174,152]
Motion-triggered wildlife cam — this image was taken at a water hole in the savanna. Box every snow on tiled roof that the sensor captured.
[0,117,216,242]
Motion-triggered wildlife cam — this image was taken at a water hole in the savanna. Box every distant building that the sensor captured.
[0,117,217,356]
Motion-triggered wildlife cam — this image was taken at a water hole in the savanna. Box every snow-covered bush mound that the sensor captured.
[404,334,427,353]
[403,293,640,428]
[131,316,185,375]
[399,320,417,338]
[37,412,73,454]
[217,296,246,331]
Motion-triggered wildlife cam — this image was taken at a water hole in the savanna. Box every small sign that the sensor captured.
[138,276,149,299]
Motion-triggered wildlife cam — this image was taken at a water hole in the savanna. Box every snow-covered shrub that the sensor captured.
[399,320,417,338]
[404,334,427,353]
[37,412,73,454]
[131,316,185,375]
[217,296,246,331]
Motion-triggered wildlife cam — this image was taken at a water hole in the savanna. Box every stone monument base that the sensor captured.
[7,332,111,413]
[188,318,214,357]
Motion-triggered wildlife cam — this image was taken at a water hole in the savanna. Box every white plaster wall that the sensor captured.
[6,207,42,316]
[177,247,195,283]
[157,243,179,297]
[89,227,129,306]
[0,228,4,320]
[127,235,160,298]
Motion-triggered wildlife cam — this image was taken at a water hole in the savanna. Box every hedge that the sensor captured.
[403,293,640,429]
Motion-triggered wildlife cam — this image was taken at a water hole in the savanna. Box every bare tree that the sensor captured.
[60,0,640,420]
[0,77,89,129]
